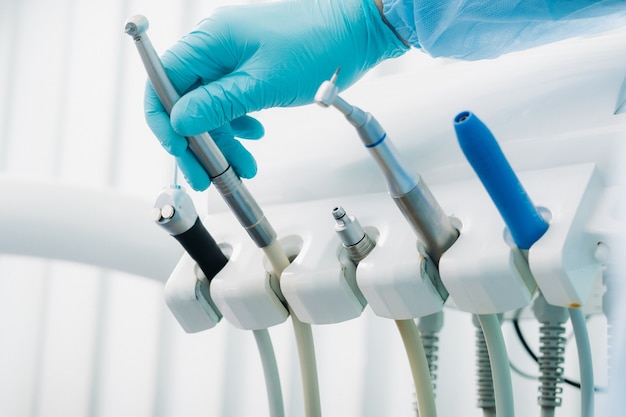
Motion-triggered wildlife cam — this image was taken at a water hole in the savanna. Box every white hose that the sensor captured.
[253,329,285,417]
[569,308,594,417]
[395,319,438,417]
[477,314,515,417]
[263,241,322,417]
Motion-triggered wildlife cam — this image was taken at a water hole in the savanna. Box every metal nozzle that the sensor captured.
[333,206,375,264]
[153,186,198,236]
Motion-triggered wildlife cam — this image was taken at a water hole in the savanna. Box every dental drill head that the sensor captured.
[314,69,340,108]
[124,15,149,38]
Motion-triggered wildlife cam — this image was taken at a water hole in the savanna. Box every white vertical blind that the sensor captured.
[0,2,260,416]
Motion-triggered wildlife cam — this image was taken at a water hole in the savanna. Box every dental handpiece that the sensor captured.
[332,206,375,264]
[153,186,228,281]
[453,111,548,250]
[316,76,458,264]
[124,15,276,249]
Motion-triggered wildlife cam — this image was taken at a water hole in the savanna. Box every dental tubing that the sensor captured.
[476,314,515,417]
[570,308,595,417]
[473,314,497,417]
[532,292,568,417]
[125,15,320,417]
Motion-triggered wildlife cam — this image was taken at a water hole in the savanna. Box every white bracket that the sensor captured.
[163,163,609,331]
[356,208,448,320]
[438,178,537,314]
[164,251,222,333]
[209,222,290,330]
[528,163,605,307]
[276,198,368,324]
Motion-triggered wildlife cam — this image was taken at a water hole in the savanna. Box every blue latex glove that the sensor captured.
[145,0,408,191]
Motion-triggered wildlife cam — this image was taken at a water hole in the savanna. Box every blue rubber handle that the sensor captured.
[453,111,548,249]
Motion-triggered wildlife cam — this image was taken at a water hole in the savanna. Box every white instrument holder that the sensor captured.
[164,163,612,332]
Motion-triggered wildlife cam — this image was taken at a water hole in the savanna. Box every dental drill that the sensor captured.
[125,15,320,417]
[316,70,458,265]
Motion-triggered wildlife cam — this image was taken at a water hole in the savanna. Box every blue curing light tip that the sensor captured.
[453,111,548,250]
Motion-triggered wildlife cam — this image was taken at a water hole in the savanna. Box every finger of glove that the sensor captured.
[159,16,239,100]
[210,126,258,179]
[146,83,259,185]
[176,151,211,192]
[144,77,262,157]
[230,115,265,140]
[144,82,188,156]
[170,71,285,137]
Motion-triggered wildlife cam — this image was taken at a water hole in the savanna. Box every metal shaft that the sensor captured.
[333,96,457,264]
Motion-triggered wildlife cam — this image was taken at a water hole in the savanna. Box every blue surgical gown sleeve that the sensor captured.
[382,0,626,60]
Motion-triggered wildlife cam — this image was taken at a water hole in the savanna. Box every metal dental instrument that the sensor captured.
[316,70,458,264]
[124,14,277,251]
[332,205,375,263]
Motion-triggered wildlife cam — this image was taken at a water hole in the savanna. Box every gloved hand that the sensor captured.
[145,0,408,191]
